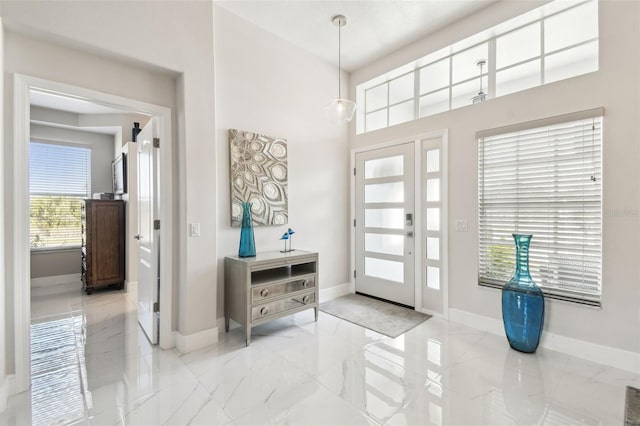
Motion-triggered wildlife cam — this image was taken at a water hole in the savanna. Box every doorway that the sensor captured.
[351,131,449,317]
[12,74,174,394]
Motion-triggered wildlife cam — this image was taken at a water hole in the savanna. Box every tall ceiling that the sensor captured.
[214,0,496,71]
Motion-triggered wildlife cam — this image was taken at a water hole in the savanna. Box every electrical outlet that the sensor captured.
[456,220,468,232]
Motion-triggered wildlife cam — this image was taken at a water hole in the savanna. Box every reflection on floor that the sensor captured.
[0,284,636,425]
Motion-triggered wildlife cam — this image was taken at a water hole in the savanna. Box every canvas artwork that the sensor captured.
[229,129,288,226]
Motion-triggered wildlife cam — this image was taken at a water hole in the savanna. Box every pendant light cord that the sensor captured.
[338,21,342,99]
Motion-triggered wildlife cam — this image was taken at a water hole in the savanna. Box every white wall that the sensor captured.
[213,7,351,318]
[2,8,192,382]
[351,1,640,353]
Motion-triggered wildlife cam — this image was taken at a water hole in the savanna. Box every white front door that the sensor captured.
[137,120,159,344]
[355,143,415,306]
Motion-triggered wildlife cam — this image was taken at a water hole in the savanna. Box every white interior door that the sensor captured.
[355,143,415,306]
[137,120,159,344]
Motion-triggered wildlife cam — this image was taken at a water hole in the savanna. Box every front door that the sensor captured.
[355,143,415,306]
[136,120,159,344]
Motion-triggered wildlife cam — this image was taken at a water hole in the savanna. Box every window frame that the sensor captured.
[357,0,598,134]
[476,108,603,306]
[29,140,92,251]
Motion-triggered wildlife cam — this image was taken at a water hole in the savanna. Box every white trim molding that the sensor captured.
[175,327,219,354]
[12,74,175,396]
[0,375,16,413]
[449,308,640,373]
[319,283,350,303]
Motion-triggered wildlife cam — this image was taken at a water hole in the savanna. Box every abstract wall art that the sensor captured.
[229,129,288,227]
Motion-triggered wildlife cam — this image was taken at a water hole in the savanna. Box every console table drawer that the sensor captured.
[251,293,315,321]
[251,277,315,303]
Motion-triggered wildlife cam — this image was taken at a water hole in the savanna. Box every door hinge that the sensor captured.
[353,219,356,227]
[353,167,356,176]
[154,220,160,230]
[353,270,357,279]
[153,302,160,313]
[153,137,160,148]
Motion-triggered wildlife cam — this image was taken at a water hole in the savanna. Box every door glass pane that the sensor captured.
[420,58,450,94]
[389,73,414,104]
[366,110,387,132]
[426,208,440,231]
[419,89,449,118]
[427,237,440,260]
[544,1,598,53]
[452,43,488,84]
[451,78,482,109]
[366,84,388,111]
[389,100,414,126]
[365,182,404,203]
[365,208,404,229]
[496,59,540,97]
[365,155,403,179]
[365,233,404,256]
[365,257,404,283]
[426,178,440,202]
[426,149,440,173]
[427,266,440,289]
[545,41,598,84]
[496,23,541,69]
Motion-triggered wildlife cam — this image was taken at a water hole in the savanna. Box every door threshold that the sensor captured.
[355,292,415,310]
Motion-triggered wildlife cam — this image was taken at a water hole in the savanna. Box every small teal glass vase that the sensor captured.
[502,234,544,353]
[238,202,256,257]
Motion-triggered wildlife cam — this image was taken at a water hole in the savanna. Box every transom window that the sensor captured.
[30,142,92,249]
[357,0,599,134]
[477,110,602,306]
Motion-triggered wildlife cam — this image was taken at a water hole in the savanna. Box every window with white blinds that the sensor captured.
[478,110,602,306]
[30,142,92,249]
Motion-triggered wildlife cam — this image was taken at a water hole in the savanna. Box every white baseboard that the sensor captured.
[448,308,640,373]
[31,274,82,297]
[31,273,81,288]
[175,326,219,354]
[319,282,350,302]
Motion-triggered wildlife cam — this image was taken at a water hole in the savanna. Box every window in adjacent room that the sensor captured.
[477,109,602,306]
[29,142,92,249]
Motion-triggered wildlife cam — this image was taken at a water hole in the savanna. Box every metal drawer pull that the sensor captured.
[302,295,310,304]
[260,307,269,316]
[261,289,270,297]
[303,280,311,288]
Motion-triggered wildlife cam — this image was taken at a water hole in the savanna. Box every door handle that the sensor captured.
[406,231,414,237]
[134,234,142,240]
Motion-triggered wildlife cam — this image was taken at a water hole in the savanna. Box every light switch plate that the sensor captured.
[190,223,201,237]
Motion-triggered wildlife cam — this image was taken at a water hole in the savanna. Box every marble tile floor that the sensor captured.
[0,285,637,425]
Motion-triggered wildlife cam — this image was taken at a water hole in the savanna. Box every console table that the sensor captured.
[224,250,319,345]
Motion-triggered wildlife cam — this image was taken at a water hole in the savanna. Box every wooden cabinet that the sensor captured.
[81,200,125,295]
[224,250,319,345]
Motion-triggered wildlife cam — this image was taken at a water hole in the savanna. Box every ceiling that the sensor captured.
[214,0,496,71]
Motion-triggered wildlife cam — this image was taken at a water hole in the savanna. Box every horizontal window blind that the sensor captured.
[478,115,602,306]
[30,142,91,249]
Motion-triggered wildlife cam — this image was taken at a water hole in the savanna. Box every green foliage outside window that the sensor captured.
[30,195,83,248]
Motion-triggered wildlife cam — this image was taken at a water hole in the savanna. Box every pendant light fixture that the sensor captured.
[325,14,357,124]
[471,59,487,104]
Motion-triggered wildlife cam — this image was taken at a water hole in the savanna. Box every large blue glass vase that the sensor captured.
[238,202,256,257]
[502,234,544,353]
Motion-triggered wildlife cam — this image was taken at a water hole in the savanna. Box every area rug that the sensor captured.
[319,293,431,338]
